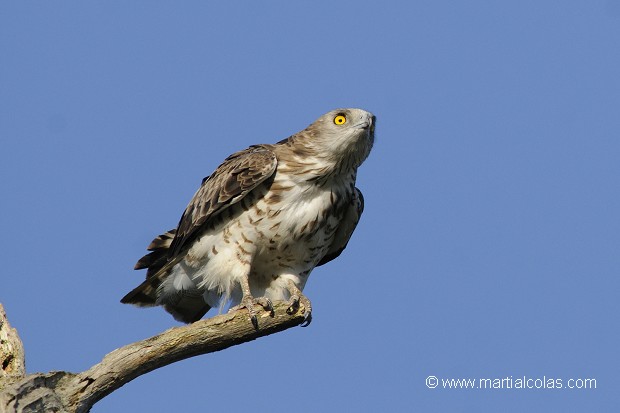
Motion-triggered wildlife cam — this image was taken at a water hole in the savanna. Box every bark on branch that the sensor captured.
[0,302,307,413]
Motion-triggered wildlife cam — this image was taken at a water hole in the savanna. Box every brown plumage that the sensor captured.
[122,108,375,325]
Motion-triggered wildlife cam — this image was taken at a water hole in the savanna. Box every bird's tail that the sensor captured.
[121,229,177,305]
[121,229,210,323]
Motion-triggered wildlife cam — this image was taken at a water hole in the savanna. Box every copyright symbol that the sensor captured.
[426,375,438,389]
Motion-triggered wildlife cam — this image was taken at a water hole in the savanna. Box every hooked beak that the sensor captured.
[354,114,376,132]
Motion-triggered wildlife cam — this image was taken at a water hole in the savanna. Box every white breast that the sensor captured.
[158,170,351,311]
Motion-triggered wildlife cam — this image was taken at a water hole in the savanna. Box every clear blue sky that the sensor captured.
[1,2,619,412]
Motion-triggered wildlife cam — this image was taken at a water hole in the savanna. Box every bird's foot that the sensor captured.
[286,292,313,327]
[229,295,274,329]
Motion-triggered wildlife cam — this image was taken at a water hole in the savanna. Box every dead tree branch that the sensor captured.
[0,305,26,391]
[0,302,307,413]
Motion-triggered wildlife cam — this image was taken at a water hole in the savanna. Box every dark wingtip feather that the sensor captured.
[134,251,157,270]
[146,229,177,251]
[120,291,156,305]
[133,228,177,272]
[120,280,158,306]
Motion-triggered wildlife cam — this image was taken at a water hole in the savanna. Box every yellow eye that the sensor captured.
[334,114,347,125]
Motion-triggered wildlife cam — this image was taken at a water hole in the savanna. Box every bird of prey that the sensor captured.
[122,108,375,327]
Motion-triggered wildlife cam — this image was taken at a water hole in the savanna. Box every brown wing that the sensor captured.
[168,145,278,257]
[317,187,364,266]
[121,145,277,315]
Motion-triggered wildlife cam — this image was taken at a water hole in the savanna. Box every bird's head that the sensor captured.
[299,108,375,170]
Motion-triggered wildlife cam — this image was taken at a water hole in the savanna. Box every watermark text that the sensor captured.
[425,375,596,390]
